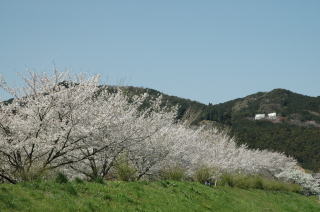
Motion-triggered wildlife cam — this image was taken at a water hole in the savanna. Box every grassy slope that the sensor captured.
[0,181,319,212]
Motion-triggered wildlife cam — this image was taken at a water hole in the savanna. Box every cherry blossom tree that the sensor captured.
[0,71,102,182]
[0,71,177,182]
[67,94,178,180]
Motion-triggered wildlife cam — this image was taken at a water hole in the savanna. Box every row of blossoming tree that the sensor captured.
[0,71,319,195]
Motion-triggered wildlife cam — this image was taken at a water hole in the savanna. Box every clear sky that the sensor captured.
[1,0,319,104]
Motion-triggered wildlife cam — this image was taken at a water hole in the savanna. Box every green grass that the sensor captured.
[0,181,319,212]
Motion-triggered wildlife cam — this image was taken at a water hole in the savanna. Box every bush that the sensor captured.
[218,173,302,193]
[115,161,137,182]
[219,173,237,187]
[193,166,216,184]
[74,177,84,184]
[263,179,302,193]
[229,175,252,189]
[252,176,264,189]
[160,166,186,181]
[15,166,51,182]
[55,172,69,184]
[92,177,105,184]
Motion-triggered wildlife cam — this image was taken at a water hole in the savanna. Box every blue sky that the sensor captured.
[1,0,319,104]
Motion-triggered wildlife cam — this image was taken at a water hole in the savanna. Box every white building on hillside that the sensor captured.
[255,114,265,120]
[268,112,277,119]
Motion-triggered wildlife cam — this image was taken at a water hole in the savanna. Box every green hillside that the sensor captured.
[120,87,320,171]
[0,181,319,212]
[204,89,320,125]
[203,89,320,171]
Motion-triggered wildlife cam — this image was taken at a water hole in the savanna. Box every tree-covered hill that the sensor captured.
[204,88,320,125]
[121,87,320,172]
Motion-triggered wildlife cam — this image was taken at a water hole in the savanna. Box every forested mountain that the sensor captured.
[121,87,320,172]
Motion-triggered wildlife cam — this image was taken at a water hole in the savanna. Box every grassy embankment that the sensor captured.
[0,180,319,212]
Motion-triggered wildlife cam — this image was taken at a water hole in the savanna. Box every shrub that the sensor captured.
[115,161,137,182]
[15,166,51,182]
[219,173,236,187]
[193,166,216,184]
[93,177,105,184]
[262,179,302,193]
[230,175,252,189]
[252,176,264,189]
[55,172,69,184]
[160,166,186,181]
[217,173,302,193]
[74,177,84,184]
